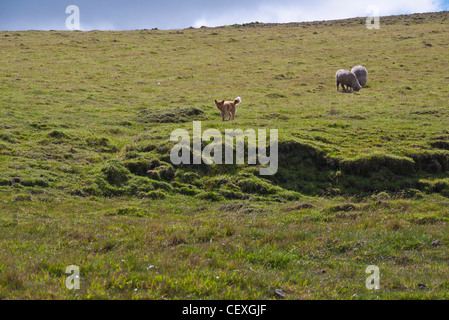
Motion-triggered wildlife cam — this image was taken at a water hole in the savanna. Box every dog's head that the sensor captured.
[214,100,225,109]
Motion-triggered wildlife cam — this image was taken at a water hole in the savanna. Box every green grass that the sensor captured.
[0,11,449,299]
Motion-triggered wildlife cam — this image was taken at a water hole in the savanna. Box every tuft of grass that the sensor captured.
[340,153,416,176]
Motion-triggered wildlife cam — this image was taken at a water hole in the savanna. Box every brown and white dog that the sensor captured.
[214,97,242,121]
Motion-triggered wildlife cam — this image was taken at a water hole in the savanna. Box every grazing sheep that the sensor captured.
[336,69,362,93]
[351,65,368,87]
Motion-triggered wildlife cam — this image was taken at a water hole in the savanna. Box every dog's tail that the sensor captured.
[234,97,242,105]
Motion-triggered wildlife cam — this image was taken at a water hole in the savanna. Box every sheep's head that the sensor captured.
[353,78,362,92]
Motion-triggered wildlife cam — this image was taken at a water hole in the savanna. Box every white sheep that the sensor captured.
[336,69,362,93]
[351,65,368,87]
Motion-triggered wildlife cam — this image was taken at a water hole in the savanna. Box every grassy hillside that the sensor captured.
[0,11,449,299]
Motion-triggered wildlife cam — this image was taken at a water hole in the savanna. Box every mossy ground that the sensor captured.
[0,12,449,299]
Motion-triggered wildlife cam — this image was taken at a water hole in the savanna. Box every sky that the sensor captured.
[0,0,448,31]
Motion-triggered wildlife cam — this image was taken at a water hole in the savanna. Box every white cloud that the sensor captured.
[79,21,117,31]
[193,0,444,27]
